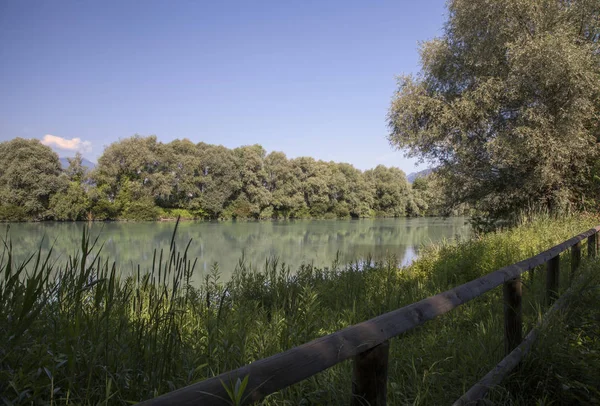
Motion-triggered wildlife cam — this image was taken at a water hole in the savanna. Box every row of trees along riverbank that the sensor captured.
[0,136,457,222]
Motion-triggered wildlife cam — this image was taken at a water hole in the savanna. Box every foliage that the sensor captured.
[48,181,90,221]
[121,199,161,221]
[0,214,598,404]
[388,0,600,223]
[365,165,410,217]
[0,138,65,219]
[0,135,447,222]
[89,194,120,221]
[64,152,87,183]
[157,207,204,220]
[2,135,441,221]
[0,205,29,222]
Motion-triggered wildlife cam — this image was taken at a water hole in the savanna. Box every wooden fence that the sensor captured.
[139,226,600,406]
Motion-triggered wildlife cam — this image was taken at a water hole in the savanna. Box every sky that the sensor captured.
[0,0,447,174]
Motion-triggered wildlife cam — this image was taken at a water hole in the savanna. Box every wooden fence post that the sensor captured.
[503,277,522,355]
[571,242,581,282]
[352,340,389,406]
[588,233,596,258]
[546,255,560,306]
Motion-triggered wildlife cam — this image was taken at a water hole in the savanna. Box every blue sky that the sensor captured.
[0,0,447,174]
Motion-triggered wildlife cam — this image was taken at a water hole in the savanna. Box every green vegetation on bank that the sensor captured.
[0,137,451,222]
[1,214,598,405]
[491,266,600,404]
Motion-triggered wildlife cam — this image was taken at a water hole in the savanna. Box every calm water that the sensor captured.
[3,217,470,281]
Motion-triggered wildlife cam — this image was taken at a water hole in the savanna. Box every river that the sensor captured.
[2,217,470,281]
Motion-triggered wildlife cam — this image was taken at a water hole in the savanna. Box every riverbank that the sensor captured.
[0,214,598,404]
[0,211,448,223]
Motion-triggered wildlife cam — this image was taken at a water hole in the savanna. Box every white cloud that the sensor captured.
[41,134,92,152]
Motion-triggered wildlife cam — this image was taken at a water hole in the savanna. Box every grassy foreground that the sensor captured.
[1,215,599,405]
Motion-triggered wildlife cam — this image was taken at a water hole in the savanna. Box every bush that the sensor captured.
[258,206,273,220]
[48,182,90,221]
[121,199,160,221]
[158,208,204,220]
[90,199,120,221]
[0,204,28,221]
[223,197,259,219]
[333,202,350,218]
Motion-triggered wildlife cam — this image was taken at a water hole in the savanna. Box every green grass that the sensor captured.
[488,260,600,405]
[1,214,599,405]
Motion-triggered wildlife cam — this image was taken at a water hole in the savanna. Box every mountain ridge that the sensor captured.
[59,157,96,170]
[407,168,433,183]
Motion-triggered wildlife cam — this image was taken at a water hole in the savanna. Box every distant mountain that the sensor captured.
[407,168,433,183]
[59,157,96,170]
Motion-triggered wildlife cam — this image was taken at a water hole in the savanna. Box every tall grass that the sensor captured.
[489,260,600,405]
[0,214,599,405]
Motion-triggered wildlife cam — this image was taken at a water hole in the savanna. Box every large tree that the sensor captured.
[228,145,271,218]
[93,135,166,201]
[0,138,65,219]
[264,151,305,218]
[195,143,242,218]
[364,165,410,217]
[388,0,600,222]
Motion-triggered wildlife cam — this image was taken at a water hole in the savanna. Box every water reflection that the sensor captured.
[3,218,470,282]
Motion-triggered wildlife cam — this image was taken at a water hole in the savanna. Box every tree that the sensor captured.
[195,143,241,218]
[91,135,168,220]
[227,145,271,218]
[407,174,450,217]
[292,157,332,218]
[264,151,305,218]
[165,138,203,210]
[0,138,65,219]
[49,182,90,221]
[88,185,120,220]
[407,177,429,216]
[65,152,87,183]
[388,0,600,223]
[93,135,166,201]
[364,165,410,217]
[335,163,374,218]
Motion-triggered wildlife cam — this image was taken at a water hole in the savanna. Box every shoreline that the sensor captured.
[0,214,457,224]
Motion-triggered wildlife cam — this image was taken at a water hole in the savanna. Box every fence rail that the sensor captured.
[139,226,600,406]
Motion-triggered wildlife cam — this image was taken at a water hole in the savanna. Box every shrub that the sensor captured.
[0,204,28,221]
[121,199,160,221]
[90,199,120,221]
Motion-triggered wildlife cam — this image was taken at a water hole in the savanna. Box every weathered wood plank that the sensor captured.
[351,340,389,406]
[546,255,560,306]
[139,226,600,406]
[571,241,581,282]
[503,277,522,355]
[588,233,596,258]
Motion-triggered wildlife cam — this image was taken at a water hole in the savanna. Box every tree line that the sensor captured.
[0,136,448,221]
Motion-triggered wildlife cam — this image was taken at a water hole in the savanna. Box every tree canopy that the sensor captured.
[0,135,445,221]
[388,0,600,223]
[0,138,65,219]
